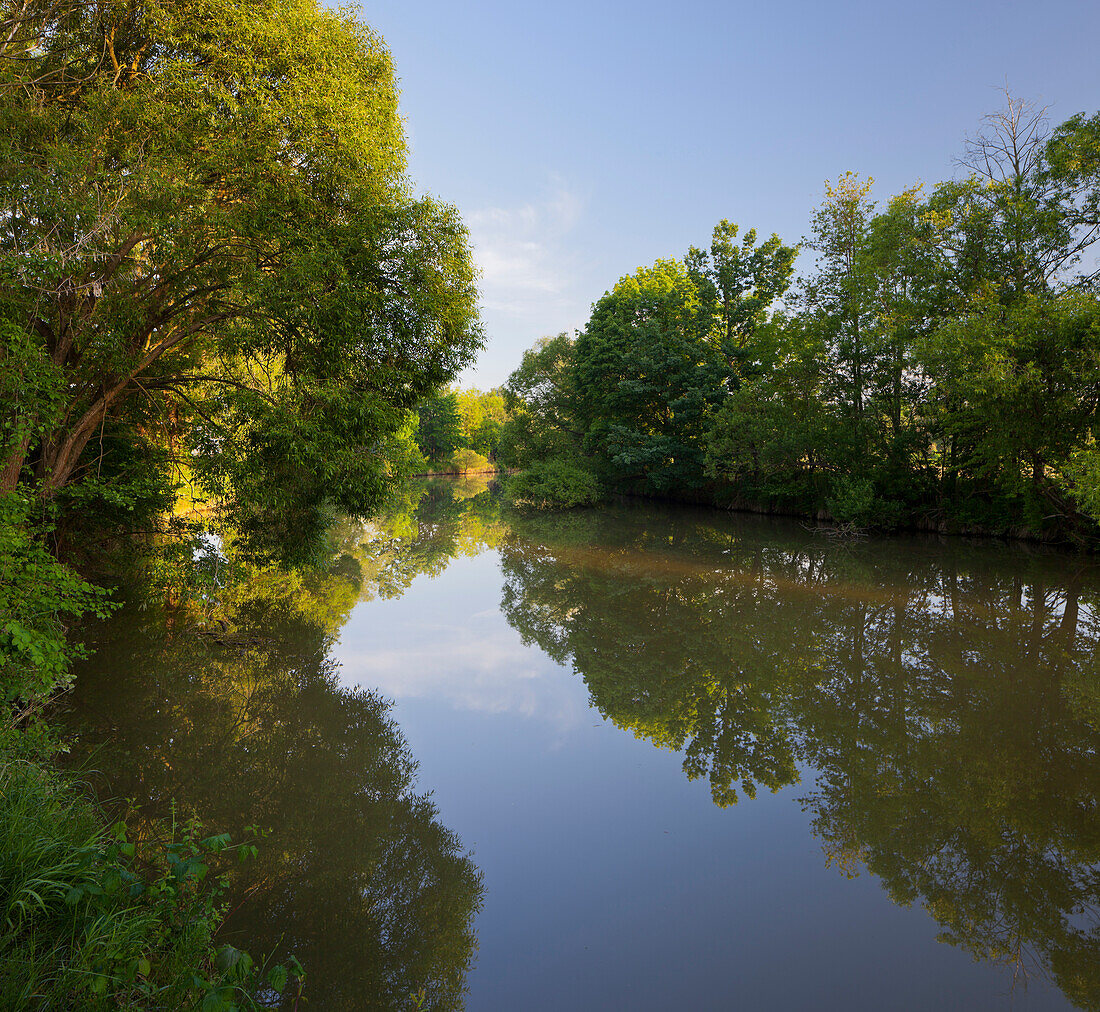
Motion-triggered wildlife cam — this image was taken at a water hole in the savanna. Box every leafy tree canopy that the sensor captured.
[575,226,795,493]
[498,333,579,467]
[0,0,481,562]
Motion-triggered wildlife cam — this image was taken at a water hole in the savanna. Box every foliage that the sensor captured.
[704,313,832,506]
[0,0,481,563]
[684,218,798,375]
[416,391,465,465]
[575,258,726,491]
[825,475,877,527]
[504,98,1100,539]
[0,728,301,1011]
[1061,444,1100,523]
[449,448,491,473]
[415,388,508,467]
[0,492,113,705]
[498,333,579,467]
[455,388,507,460]
[505,459,601,509]
[574,222,796,495]
[920,291,1100,501]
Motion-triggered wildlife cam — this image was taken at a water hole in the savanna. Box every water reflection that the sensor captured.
[61,479,1100,1009]
[497,506,1100,1007]
[335,475,506,604]
[61,481,493,1010]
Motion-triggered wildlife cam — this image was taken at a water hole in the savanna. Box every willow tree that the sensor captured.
[0,0,481,558]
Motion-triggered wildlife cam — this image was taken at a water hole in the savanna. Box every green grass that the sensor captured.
[0,728,299,1010]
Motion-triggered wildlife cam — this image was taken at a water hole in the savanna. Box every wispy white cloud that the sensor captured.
[335,618,591,731]
[466,177,585,319]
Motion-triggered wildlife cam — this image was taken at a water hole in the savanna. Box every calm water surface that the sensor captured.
[64,477,1100,1010]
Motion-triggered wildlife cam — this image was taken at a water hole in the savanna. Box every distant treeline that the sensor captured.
[495,97,1100,538]
[411,387,508,473]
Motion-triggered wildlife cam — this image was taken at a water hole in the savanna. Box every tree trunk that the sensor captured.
[0,433,31,492]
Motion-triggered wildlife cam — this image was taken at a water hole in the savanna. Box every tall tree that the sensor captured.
[576,222,795,493]
[575,258,724,491]
[415,390,464,463]
[804,173,877,448]
[684,218,797,378]
[0,0,481,559]
[498,333,578,467]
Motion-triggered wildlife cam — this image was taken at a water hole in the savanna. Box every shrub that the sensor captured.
[0,493,114,707]
[449,448,492,474]
[1062,444,1100,526]
[826,475,876,527]
[506,459,601,509]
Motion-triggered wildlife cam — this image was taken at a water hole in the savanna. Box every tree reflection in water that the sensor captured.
[498,505,1100,1009]
[60,480,1100,1010]
[61,478,499,1011]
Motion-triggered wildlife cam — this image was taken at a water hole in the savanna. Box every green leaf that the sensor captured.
[201,989,229,1012]
[267,965,288,991]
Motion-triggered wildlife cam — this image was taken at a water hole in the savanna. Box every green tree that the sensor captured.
[860,187,940,467]
[0,491,112,704]
[416,390,464,464]
[1043,108,1100,288]
[575,220,796,495]
[920,290,1100,513]
[454,388,507,460]
[575,258,725,491]
[498,333,579,467]
[684,218,797,378]
[804,173,878,457]
[954,93,1093,299]
[704,313,834,507]
[0,0,480,560]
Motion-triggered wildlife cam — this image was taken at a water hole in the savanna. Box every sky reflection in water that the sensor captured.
[331,478,1100,1011]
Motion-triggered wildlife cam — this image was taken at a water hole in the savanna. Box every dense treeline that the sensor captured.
[503,97,1100,538]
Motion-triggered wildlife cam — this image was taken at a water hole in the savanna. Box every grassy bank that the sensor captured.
[0,729,298,1011]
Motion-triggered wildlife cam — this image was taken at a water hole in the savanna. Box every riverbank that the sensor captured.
[412,467,507,477]
[0,725,290,1010]
[610,482,1090,548]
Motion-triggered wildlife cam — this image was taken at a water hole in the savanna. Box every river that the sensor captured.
[60,476,1100,1010]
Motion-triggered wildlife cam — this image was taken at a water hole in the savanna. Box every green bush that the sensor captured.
[506,459,601,509]
[826,475,876,527]
[449,448,492,474]
[1062,444,1100,525]
[0,493,114,706]
[0,731,301,1011]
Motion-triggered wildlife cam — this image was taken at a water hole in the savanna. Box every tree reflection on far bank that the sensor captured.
[61,479,1100,1010]
[498,505,1100,1008]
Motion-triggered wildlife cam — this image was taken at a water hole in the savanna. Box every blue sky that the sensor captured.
[354,0,1100,388]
